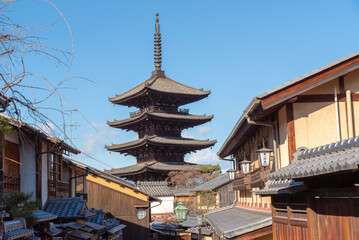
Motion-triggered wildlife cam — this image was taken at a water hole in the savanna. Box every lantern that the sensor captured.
[174,200,188,223]
[257,139,272,167]
[227,169,236,180]
[241,159,251,175]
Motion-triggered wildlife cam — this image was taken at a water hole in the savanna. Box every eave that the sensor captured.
[107,112,214,130]
[106,136,217,153]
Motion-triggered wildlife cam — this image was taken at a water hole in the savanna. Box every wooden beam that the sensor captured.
[286,104,296,162]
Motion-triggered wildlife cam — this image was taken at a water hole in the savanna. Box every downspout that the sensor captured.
[245,113,278,171]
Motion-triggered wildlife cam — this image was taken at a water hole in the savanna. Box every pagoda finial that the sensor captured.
[154,12,162,71]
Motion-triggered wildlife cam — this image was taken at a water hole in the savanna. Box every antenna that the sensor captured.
[63,109,80,145]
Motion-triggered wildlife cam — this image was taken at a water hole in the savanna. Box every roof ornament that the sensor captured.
[153,13,165,77]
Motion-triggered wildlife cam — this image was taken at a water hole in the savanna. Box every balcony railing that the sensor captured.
[233,174,251,191]
[130,106,189,118]
[3,175,20,192]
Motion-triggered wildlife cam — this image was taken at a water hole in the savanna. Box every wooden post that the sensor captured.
[0,133,3,192]
[286,103,296,162]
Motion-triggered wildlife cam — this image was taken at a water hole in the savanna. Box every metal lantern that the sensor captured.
[257,139,272,167]
[174,200,188,223]
[241,159,251,175]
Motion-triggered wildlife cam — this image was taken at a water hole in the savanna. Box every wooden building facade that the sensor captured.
[216,51,359,239]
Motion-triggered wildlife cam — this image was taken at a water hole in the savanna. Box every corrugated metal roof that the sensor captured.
[205,206,272,239]
[192,174,232,192]
[268,136,359,180]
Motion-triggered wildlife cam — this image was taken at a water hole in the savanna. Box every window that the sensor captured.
[75,171,85,194]
[48,153,62,181]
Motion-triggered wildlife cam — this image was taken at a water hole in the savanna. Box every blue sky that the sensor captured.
[7,0,359,171]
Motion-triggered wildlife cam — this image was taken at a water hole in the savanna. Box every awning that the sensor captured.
[254,179,306,196]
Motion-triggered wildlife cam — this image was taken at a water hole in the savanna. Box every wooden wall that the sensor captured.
[86,180,150,240]
[217,182,234,207]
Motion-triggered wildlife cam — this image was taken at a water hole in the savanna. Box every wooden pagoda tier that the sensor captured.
[107,112,213,137]
[106,136,216,163]
[108,72,210,108]
[105,161,201,182]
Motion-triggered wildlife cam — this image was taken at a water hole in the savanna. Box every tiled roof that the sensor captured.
[205,206,272,239]
[192,174,232,192]
[86,209,105,224]
[33,210,57,223]
[180,216,198,228]
[109,76,210,104]
[105,161,201,176]
[108,112,213,128]
[106,136,216,152]
[43,197,86,220]
[137,181,173,196]
[268,136,359,180]
[254,179,305,196]
[171,186,195,196]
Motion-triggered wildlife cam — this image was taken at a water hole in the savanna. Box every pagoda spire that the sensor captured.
[153,13,165,76]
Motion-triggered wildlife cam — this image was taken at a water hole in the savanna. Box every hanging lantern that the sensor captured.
[227,169,236,180]
[241,159,251,175]
[257,139,272,167]
[174,200,188,223]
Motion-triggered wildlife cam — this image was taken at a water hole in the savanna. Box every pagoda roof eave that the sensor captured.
[107,112,214,129]
[105,161,202,176]
[109,76,210,106]
[105,136,217,152]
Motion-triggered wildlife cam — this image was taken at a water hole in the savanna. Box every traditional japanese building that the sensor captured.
[105,13,216,181]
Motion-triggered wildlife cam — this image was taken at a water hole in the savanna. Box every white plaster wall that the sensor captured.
[41,143,48,205]
[19,137,36,200]
[5,130,19,144]
[151,196,174,214]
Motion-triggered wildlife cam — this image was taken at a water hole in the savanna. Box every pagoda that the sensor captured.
[105,13,216,181]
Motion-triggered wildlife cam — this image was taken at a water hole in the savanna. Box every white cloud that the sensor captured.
[197,126,211,136]
[81,123,119,155]
[182,130,195,139]
[186,148,233,172]
[39,122,55,134]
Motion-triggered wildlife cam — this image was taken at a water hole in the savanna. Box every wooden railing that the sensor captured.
[233,174,251,191]
[3,175,20,192]
[130,106,189,118]
[251,167,270,188]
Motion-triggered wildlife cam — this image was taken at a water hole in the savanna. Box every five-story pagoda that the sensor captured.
[105,13,216,181]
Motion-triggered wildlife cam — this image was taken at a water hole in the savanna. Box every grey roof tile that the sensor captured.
[43,197,86,220]
[137,181,173,196]
[205,207,272,239]
[192,174,232,192]
[268,136,359,180]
